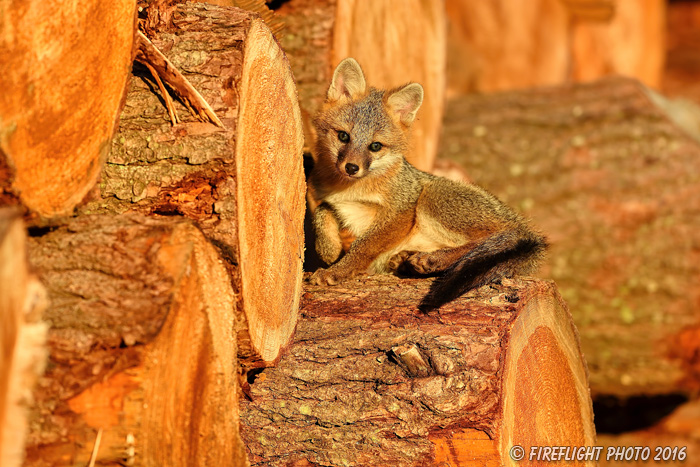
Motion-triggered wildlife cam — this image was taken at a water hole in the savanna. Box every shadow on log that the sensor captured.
[240,275,595,466]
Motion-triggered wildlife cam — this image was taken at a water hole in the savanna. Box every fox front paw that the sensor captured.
[309,267,345,286]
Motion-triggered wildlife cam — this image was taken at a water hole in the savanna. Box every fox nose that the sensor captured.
[345,163,359,176]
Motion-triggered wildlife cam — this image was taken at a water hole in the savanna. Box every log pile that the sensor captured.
[240,275,596,466]
[438,77,700,397]
[1,1,305,465]
[0,1,603,466]
[79,2,305,366]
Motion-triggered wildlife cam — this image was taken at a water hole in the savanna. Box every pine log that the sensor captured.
[0,211,47,467]
[0,0,136,218]
[273,0,446,171]
[23,214,247,467]
[80,2,305,366]
[438,77,700,396]
[240,275,595,466]
[444,0,665,96]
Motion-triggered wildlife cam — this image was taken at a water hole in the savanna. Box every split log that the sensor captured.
[80,2,306,366]
[273,0,446,171]
[438,77,700,396]
[240,275,595,466]
[23,214,247,467]
[0,211,47,467]
[444,0,665,96]
[0,0,136,218]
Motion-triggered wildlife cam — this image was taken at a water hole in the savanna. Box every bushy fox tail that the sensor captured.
[419,229,547,311]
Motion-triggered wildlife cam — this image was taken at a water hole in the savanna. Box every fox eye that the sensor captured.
[337,131,350,143]
[368,142,383,152]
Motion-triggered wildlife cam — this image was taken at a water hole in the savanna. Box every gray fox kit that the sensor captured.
[308,58,546,309]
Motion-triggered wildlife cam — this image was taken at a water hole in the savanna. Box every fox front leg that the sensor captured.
[310,209,415,286]
[313,203,343,265]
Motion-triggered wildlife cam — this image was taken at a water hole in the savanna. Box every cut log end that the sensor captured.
[0,1,136,218]
[24,215,246,467]
[0,211,48,467]
[500,287,596,466]
[236,17,305,364]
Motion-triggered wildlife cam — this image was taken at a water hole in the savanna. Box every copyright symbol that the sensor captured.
[509,445,525,461]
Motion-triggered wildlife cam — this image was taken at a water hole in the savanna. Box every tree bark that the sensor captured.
[80,2,306,366]
[0,210,47,467]
[274,0,446,171]
[240,275,595,466]
[439,77,700,396]
[0,0,136,219]
[23,214,247,467]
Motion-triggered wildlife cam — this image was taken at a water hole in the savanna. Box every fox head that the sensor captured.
[313,58,423,181]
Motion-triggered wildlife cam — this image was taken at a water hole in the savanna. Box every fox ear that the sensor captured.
[328,58,367,102]
[386,83,423,126]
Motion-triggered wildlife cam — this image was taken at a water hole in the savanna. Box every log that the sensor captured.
[80,2,305,366]
[438,77,700,396]
[240,275,596,466]
[444,0,665,96]
[0,0,136,218]
[570,0,666,89]
[597,398,700,467]
[445,0,570,95]
[0,211,47,467]
[273,0,446,171]
[23,214,247,467]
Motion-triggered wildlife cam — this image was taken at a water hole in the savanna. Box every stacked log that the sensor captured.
[1,1,305,465]
[240,275,596,466]
[273,0,446,171]
[79,2,306,367]
[445,0,666,95]
[438,77,700,397]
[23,215,247,466]
[0,1,604,465]
[0,0,136,219]
[0,212,47,467]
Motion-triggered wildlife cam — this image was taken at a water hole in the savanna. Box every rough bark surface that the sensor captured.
[80,2,305,366]
[439,77,700,396]
[0,0,136,218]
[23,214,246,467]
[240,275,594,466]
[274,0,446,171]
[0,211,47,467]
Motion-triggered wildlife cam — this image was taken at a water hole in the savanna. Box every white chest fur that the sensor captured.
[325,190,384,237]
[332,201,378,236]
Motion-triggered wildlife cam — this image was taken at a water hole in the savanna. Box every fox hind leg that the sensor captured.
[389,244,475,275]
